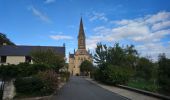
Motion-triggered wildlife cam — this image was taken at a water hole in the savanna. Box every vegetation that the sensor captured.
[15,77,44,97]
[80,60,93,76]
[0,33,15,45]
[0,63,49,80]
[127,80,158,92]
[135,57,153,81]
[30,48,65,72]
[15,70,59,97]
[158,53,170,95]
[93,43,170,96]
[93,43,136,85]
[0,49,68,98]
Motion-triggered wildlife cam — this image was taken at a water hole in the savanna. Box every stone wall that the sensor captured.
[3,80,15,100]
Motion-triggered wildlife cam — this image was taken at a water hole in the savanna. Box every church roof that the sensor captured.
[0,45,65,56]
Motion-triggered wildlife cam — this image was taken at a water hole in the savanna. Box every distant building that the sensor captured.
[0,45,65,65]
[69,18,93,75]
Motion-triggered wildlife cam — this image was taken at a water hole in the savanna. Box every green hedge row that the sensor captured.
[0,63,49,80]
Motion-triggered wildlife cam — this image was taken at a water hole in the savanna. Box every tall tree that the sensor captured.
[0,33,15,45]
[158,53,170,94]
[93,43,108,67]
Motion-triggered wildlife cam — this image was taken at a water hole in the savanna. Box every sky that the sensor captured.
[0,0,170,61]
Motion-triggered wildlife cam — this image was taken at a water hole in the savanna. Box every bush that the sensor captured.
[15,70,59,96]
[94,65,132,85]
[0,63,50,79]
[14,77,44,96]
[0,64,19,80]
[36,70,59,94]
[60,71,70,82]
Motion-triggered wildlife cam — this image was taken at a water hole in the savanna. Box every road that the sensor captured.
[51,76,129,100]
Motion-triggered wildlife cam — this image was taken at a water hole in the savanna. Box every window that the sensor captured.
[0,56,6,63]
[25,56,31,63]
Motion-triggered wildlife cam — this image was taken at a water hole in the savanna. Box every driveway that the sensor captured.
[51,76,128,100]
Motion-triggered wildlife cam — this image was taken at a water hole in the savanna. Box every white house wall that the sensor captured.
[6,56,25,65]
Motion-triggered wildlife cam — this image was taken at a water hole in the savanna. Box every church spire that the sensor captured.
[78,17,86,49]
[78,17,85,38]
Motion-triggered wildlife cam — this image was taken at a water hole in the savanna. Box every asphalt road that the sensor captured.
[51,76,129,100]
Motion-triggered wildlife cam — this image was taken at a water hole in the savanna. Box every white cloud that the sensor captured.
[89,12,108,22]
[50,35,73,40]
[87,11,170,60]
[29,6,51,23]
[44,0,56,4]
[152,21,170,31]
[136,43,170,61]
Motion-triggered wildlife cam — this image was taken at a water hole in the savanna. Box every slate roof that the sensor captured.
[0,45,65,56]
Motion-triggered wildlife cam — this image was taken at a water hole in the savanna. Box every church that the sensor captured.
[68,18,93,75]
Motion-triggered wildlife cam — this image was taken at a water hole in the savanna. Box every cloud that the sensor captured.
[89,12,108,22]
[87,11,170,60]
[50,35,73,40]
[44,0,56,4]
[29,6,51,23]
[136,43,170,61]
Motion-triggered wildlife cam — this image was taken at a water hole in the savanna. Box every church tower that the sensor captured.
[78,18,86,49]
[68,18,92,76]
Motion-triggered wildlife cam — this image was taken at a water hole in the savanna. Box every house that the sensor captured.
[0,45,65,65]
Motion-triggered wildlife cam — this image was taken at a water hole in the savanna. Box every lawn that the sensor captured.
[127,80,159,92]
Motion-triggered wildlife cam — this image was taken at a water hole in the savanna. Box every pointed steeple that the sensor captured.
[78,17,85,38]
[78,17,86,49]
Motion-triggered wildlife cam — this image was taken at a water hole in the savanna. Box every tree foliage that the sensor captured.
[158,53,170,94]
[93,43,137,85]
[30,48,65,72]
[135,57,153,81]
[80,60,93,75]
[0,63,49,80]
[0,33,15,45]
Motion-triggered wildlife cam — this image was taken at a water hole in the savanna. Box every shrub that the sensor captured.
[94,65,132,85]
[36,70,59,94]
[0,63,50,79]
[14,77,44,96]
[60,71,70,82]
[0,64,19,80]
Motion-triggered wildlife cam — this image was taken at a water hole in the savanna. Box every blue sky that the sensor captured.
[0,0,170,61]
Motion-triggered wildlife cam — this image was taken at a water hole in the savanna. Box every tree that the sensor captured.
[93,43,108,67]
[135,57,153,81]
[80,60,93,76]
[158,53,170,94]
[0,33,15,45]
[30,48,65,72]
[93,43,135,84]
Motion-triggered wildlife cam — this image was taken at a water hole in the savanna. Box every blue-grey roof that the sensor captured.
[0,45,65,56]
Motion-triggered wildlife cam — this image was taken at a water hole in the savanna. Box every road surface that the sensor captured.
[51,76,128,100]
